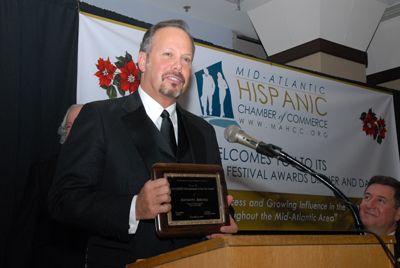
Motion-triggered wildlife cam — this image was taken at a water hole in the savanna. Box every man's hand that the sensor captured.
[206,195,238,239]
[136,179,171,220]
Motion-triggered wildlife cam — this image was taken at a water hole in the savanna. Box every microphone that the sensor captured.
[224,125,283,159]
[224,124,259,150]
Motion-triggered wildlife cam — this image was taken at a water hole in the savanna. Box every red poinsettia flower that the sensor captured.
[377,117,387,138]
[119,61,140,93]
[362,112,377,136]
[95,58,117,87]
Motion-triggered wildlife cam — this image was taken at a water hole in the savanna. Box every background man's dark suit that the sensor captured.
[48,89,222,267]
[395,231,400,262]
[5,154,88,268]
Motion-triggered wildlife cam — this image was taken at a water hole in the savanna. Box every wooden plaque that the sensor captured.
[151,163,230,238]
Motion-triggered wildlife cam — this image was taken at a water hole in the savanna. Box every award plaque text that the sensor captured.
[151,163,230,238]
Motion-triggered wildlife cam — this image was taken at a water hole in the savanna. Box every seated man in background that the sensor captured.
[59,104,84,144]
[359,175,400,261]
[5,104,86,268]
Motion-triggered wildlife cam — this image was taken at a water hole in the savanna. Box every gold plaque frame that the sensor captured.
[151,163,230,238]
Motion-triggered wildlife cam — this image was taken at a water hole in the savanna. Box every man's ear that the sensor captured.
[395,207,400,222]
[138,51,147,73]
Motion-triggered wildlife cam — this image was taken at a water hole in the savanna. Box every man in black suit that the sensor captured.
[48,19,237,268]
[5,104,86,268]
[359,175,400,262]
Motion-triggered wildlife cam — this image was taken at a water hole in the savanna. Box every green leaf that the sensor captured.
[368,108,378,121]
[115,55,125,63]
[360,112,366,121]
[113,75,122,88]
[118,88,126,97]
[125,51,132,62]
[115,61,125,69]
[113,80,121,88]
[107,85,118,99]
[115,55,127,68]
[114,74,121,82]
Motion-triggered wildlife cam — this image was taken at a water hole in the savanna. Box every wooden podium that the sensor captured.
[126,235,396,268]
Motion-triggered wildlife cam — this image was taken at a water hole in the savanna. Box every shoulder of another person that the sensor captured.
[82,96,128,116]
[88,95,127,107]
[182,110,214,130]
[180,108,206,123]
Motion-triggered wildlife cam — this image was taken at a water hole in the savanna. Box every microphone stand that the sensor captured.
[256,142,364,231]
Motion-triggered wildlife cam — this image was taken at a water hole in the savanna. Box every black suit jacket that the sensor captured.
[48,90,222,267]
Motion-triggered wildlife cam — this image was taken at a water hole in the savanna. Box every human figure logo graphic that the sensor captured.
[195,61,238,128]
[217,72,228,118]
[200,68,215,116]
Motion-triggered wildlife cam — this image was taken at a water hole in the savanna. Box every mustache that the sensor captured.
[362,208,378,216]
[162,72,185,84]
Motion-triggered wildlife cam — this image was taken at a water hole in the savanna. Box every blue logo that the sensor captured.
[195,61,239,128]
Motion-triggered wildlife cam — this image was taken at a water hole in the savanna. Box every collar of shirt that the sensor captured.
[138,86,178,142]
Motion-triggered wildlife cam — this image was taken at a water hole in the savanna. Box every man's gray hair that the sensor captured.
[140,19,195,56]
[58,104,83,144]
[366,175,400,209]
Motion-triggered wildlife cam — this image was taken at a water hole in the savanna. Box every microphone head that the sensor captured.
[224,125,241,143]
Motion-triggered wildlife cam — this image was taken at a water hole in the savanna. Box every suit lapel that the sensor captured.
[120,91,176,174]
[121,91,162,174]
[177,105,207,164]
[176,110,189,161]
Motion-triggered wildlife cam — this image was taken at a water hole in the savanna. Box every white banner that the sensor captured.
[77,13,400,231]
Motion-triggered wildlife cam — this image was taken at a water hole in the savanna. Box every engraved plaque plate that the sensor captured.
[151,163,230,238]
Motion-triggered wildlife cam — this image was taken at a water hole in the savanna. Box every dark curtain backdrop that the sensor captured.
[0,1,150,264]
[1,0,79,263]
[1,0,400,265]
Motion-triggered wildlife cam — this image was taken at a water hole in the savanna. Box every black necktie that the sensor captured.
[160,110,177,155]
